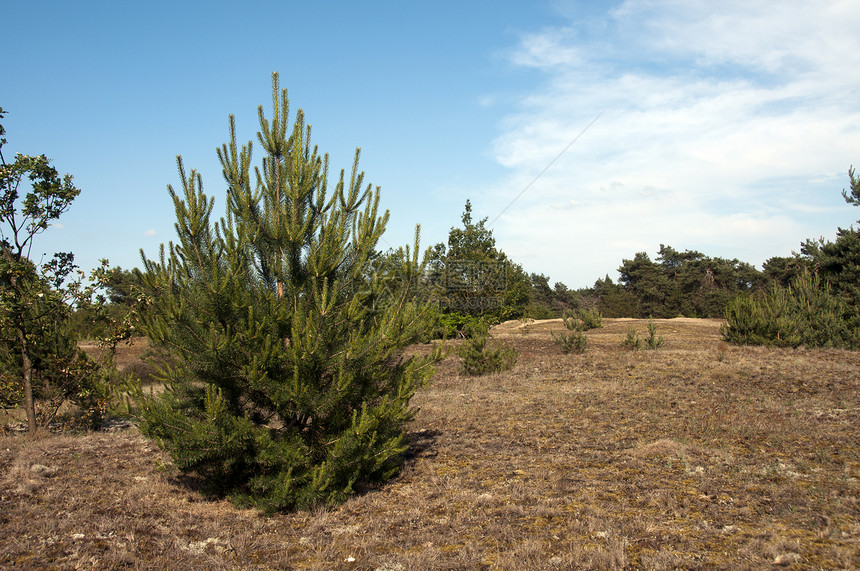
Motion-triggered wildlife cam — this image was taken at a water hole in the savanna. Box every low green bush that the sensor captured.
[722,270,858,349]
[622,327,641,350]
[576,307,603,330]
[552,330,587,354]
[428,311,490,340]
[622,318,664,350]
[551,309,598,353]
[458,322,518,375]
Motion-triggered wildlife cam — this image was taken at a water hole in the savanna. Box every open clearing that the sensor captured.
[2,318,859,569]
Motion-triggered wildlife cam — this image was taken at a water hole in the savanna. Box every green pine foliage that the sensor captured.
[620,319,663,350]
[425,310,487,340]
[800,168,860,311]
[592,275,639,318]
[129,74,441,512]
[721,270,858,349]
[558,308,603,333]
[622,327,641,350]
[523,274,583,318]
[458,321,518,375]
[644,317,665,350]
[574,307,603,330]
[428,200,531,320]
[551,308,600,354]
[722,166,860,349]
[605,246,762,318]
[551,329,587,354]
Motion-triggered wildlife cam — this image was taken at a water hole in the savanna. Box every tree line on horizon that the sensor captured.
[83,204,856,328]
[414,184,859,337]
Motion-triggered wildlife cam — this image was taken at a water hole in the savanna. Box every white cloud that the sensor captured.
[508,27,584,69]
[611,0,860,77]
[485,0,860,287]
[477,94,497,108]
[144,229,157,236]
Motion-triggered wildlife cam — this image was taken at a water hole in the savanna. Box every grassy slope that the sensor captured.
[1,318,858,570]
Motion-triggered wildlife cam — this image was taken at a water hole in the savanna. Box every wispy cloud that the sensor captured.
[143,229,157,237]
[486,0,860,287]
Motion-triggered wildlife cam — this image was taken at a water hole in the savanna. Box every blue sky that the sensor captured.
[4,0,860,289]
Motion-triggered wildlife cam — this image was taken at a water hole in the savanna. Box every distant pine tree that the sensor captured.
[721,270,857,349]
[131,74,441,512]
[724,166,860,349]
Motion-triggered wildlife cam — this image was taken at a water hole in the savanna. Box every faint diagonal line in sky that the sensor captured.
[489,108,606,229]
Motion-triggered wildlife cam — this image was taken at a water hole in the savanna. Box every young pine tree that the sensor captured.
[132,74,440,512]
[721,269,856,349]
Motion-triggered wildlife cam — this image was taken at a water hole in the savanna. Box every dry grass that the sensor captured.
[78,337,163,387]
[1,318,858,569]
